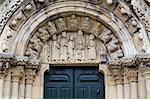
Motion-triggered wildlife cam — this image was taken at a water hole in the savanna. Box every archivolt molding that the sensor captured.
[0,0,149,58]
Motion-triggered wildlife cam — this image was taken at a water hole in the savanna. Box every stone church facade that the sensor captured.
[0,0,150,99]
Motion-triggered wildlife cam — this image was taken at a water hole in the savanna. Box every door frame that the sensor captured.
[42,64,108,99]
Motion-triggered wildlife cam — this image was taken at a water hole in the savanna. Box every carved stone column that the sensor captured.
[25,69,36,99]
[0,72,5,99]
[108,76,117,99]
[138,68,146,99]
[127,69,138,99]
[108,60,121,99]
[124,69,130,99]
[11,66,24,99]
[142,67,150,99]
[0,61,9,99]
[114,70,124,99]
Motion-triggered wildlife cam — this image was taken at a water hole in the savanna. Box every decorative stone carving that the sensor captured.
[75,30,85,61]
[67,15,79,31]
[55,18,67,32]
[46,21,57,35]
[52,34,60,61]
[30,35,43,52]
[119,2,131,16]
[126,69,138,82]
[131,0,150,33]
[25,69,36,84]
[68,35,74,61]
[87,34,96,61]
[81,17,91,32]
[10,11,26,30]
[11,66,24,81]
[133,32,144,52]
[0,0,23,33]
[106,36,119,53]
[90,22,103,37]
[36,27,50,42]
[60,32,68,61]
[99,28,113,44]
[24,15,124,61]
[1,28,15,52]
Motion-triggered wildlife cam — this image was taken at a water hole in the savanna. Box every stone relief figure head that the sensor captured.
[69,35,74,41]
[38,27,43,34]
[62,32,67,38]
[52,34,57,40]
[71,15,76,19]
[47,21,53,29]
[78,30,83,36]
[58,18,63,23]
[85,17,90,21]
[89,34,95,40]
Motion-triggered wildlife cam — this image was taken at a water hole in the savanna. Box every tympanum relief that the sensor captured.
[25,15,124,63]
[47,30,100,63]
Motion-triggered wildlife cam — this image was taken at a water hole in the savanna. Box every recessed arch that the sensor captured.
[6,1,136,59]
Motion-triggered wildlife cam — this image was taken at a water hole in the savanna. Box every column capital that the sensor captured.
[126,69,138,82]
[0,62,10,79]
[11,66,24,82]
[109,67,124,85]
[25,69,36,84]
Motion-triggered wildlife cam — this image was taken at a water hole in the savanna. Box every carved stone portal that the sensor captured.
[25,15,124,63]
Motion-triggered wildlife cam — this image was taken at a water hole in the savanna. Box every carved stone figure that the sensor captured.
[36,27,50,42]
[68,15,78,31]
[60,32,68,61]
[81,17,91,32]
[90,22,102,36]
[52,34,60,61]
[68,35,74,61]
[29,35,43,52]
[87,34,96,61]
[47,21,57,35]
[56,18,67,32]
[75,30,85,61]
[25,47,38,60]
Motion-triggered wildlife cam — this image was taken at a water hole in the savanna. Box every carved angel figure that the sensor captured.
[52,34,60,61]
[60,32,68,61]
[87,34,96,61]
[75,30,85,61]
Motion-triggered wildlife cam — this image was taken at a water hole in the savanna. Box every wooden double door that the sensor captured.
[44,67,105,99]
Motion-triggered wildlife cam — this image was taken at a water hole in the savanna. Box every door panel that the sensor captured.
[74,68,104,99]
[44,67,105,99]
[45,68,73,99]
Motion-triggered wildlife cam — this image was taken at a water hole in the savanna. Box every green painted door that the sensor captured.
[44,67,105,99]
